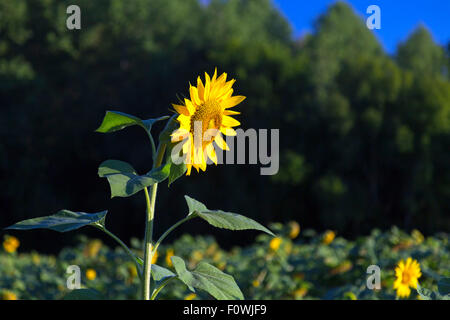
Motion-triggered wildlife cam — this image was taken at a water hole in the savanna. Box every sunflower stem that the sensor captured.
[146,131,157,162]
[93,224,143,280]
[150,276,177,300]
[142,143,167,300]
[152,215,195,255]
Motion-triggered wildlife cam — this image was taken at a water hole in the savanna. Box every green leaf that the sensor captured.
[5,210,107,232]
[171,256,244,300]
[96,111,143,133]
[98,160,170,198]
[417,284,433,300]
[165,142,187,186]
[142,116,170,132]
[158,115,179,145]
[63,288,103,300]
[184,195,275,236]
[98,159,137,176]
[133,258,174,282]
[168,160,187,186]
[438,277,450,296]
[95,110,168,134]
[197,210,275,236]
[151,264,176,282]
[185,195,208,215]
[157,115,187,185]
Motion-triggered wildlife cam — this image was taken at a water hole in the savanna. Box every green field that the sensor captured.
[1,224,448,300]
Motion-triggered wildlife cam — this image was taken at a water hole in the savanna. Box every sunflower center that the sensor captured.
[190,100,223,138]
[401,271,411,284]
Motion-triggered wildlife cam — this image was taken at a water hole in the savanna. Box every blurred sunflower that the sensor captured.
[3,235,20,253]
[184,293,197,300]
[171,68,245,175]
[83,239,102,258]
[1,290,18,300]
[322,231,335,245]
[165,248,174,267]
[269,237,282,251]
[288,221,300,239]
[151,249,158,264]
[293,287,308,299]
[127,264,138,279]
[86,268,97,281]
[393,258,422,298]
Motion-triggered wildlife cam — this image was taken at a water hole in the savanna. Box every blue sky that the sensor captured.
[273,0,450,54]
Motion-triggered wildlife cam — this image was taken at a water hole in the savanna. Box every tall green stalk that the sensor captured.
[142,143,166,300]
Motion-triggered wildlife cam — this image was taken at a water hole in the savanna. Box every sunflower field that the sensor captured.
[1,224,449,300]
[1,0,450,303]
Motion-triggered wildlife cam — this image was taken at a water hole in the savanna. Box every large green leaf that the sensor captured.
[98,160,170,198]
[63,288,103,300]
[158,115,179,145]
[133,257,175,282]
[98,159,137,176]
[157,115,187,186]
[5,210,107,232]
[151,264,176,282]
[184,196,274,236]
[185,195,208,214]
[438,277,450,296]
[171,256,244,300]
[95,110,168,134]
[165,143,187,186]
[168,160,187,186]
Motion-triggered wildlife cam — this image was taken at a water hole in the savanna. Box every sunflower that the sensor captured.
[322,230,335,245]
[171,68,245,175]
[85,268,97,281]
[3,235,20,253]
[269,237,282,251]
[393,257,422,298]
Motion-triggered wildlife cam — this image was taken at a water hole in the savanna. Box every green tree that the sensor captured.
[396,25,447,77]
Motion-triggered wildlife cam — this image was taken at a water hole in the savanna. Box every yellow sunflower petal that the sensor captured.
[204,72,211,101]
[182,139,190,154]
[172,104,190,116]
[177,114,191,128]
[220,126,237,136]
[171,128,189,142]
[222,115,241,127]
[216,72,227,85]
[224,110,241,116]
[214,133,230,151]
[222,95,246,109]
[186,163,192,176]
[211,68,218,83]
[218,79,235,97]
[200,158,207,171]
[406,258,412,267]
[184,98,196,115]
[206,143,218,165]
[197,76,205,101]
[190,85,201,106]
[210,72,227,99]
[193,144,204,166]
